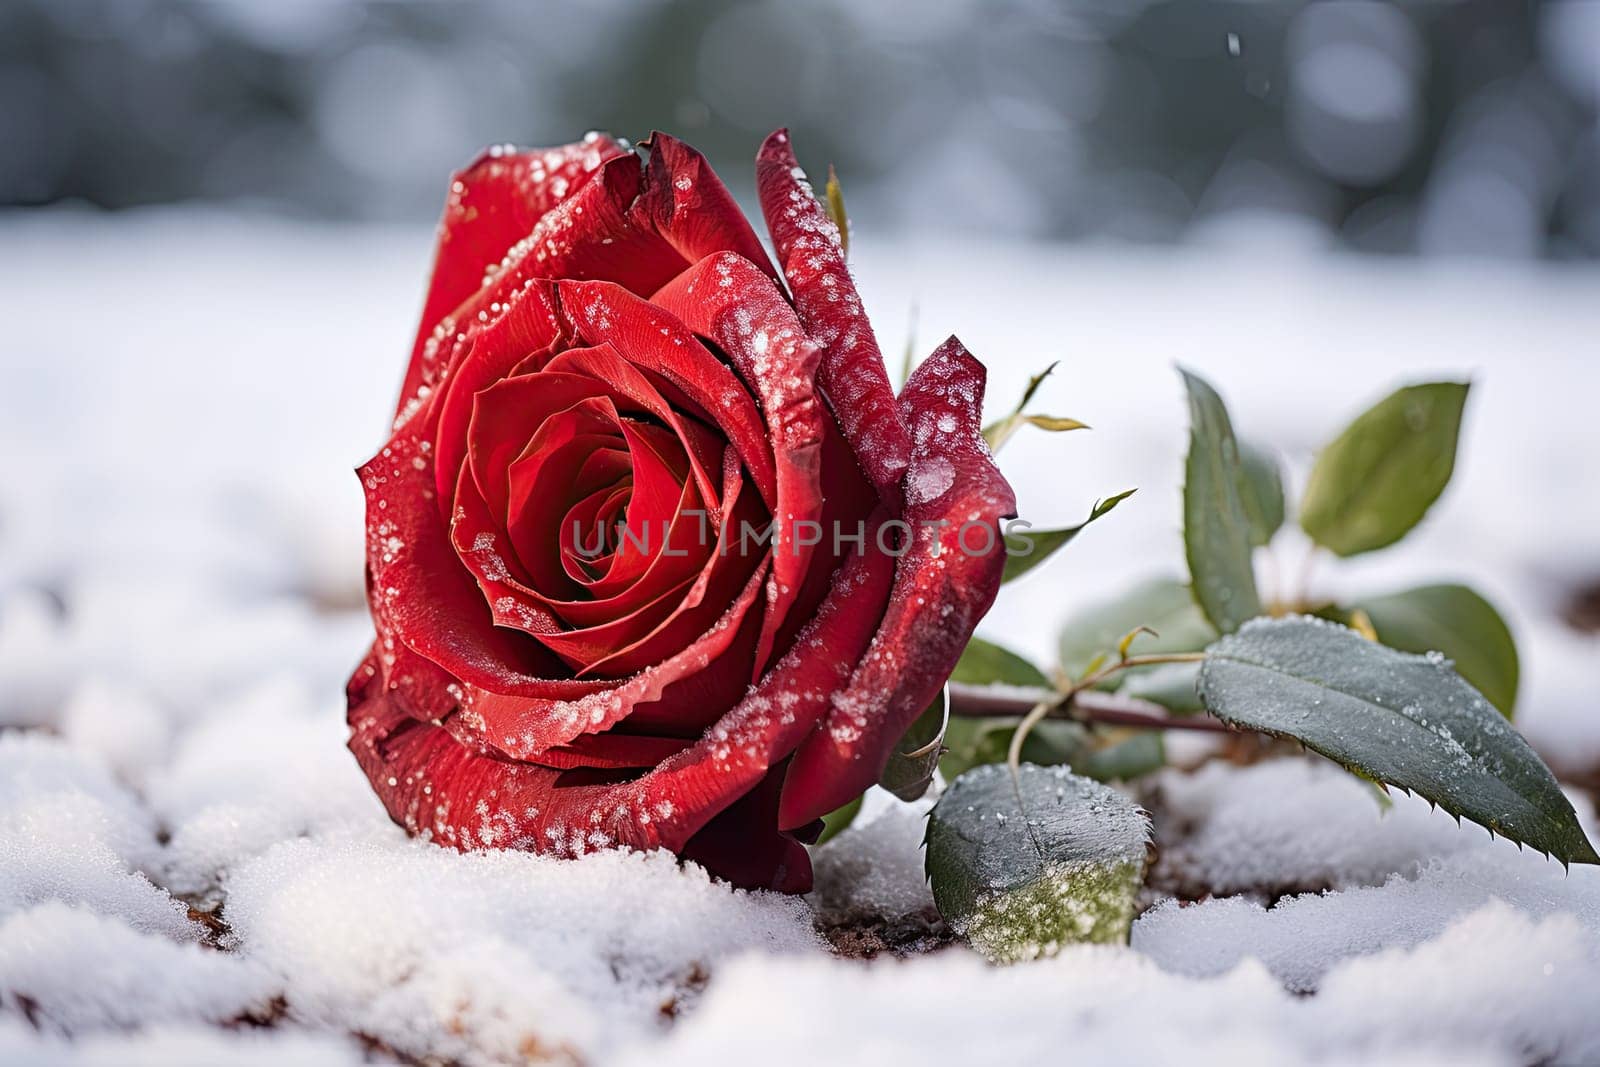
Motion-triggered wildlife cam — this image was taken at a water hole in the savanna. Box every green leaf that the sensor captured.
[939,718,1084,783]
[1198,616,1598,865]
[1352,584,1519,718]
[983,413,1090,452]
[1002,490,1135,584]
[1021,414,1089,434]
[878,687,948,802]
[951,636,1053,689]
[1121,662,1204,714]
[1072,732,1167,782]
[824,164,848,258]
[1016,362,1058,411]
[938,718,1166,784]
[1236,439,1286,548]
[1179,368,1262,633]
[1348,766,1395,813]
[1300,381,1470,556]
[983,362,1089,451]
[815,793,864,845]
[1057,576,1216,682]
[925,763,1151,962]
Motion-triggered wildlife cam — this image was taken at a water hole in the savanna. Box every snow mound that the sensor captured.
[1135,760,1600,991]
[0,736,185,938]
[808,788,936,925]
[620,918,1562,1067]
[144,676,384,899]
[0,1018,364,1067]
[222,837,823,1063]
[0,903,277,1033]
[1148,758,1477,896]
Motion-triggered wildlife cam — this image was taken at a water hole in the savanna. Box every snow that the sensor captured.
[808,787,937,925]
[0,903,277,1032]
[145,676,380,900]
[222,841,819,1063]
[627,902,1590,1067]
[1136,759,1600,992]
[0,1020,366,1067]
[0,737,182,938]
[1147,758,1475,895]
[2,208,1599,1062]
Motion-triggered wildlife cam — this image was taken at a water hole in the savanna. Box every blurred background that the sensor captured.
[5,0,1599,256]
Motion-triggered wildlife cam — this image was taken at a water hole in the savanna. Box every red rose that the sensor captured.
[347,129,1015,892]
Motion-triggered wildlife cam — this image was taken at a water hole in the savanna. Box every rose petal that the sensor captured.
[565,476,713,605]
[464,371,613,519]
[528,731,695,772]
[755,129,911,503]
[495,418,718,630]
[463,365,719,618]
[534,451,764,675]
[400,154,691,432]
[607,420,693,571]
[558,472,631,583]
[557,282,778,510]
[430,283,564,504]
[544,343,729,508]
[482,153,690,295]
[777,337,1016,828]
[453,446,756,680]
[348,507,897,891]
[534,573,699,673]
[561,455,765,678]
[450,470,567,636]
[649,252,831,673]
[632,132,779,283]
[765,404,880,661]
[364,355,777,757]
[452,437,708,651]
[400,134,629,423]
[502,399,632,594]
[678,766,812,892]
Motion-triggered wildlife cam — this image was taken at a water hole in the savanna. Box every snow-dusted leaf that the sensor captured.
[1300,381,1469,557]
[1057,576,1216,682]
[925,764,1151,963]
[1002,490,1135,584]
[1198,616,1598,865]
[951,636,1052,689]
[1351,583,1519,719]
[878,687,948,802]
[1180,368,1261,633]
[1237,439,1286,548]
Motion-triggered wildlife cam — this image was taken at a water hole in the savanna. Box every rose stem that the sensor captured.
[947,682,1237,734]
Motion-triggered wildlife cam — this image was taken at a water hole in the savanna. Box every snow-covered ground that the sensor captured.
[2,209,1598,1065]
